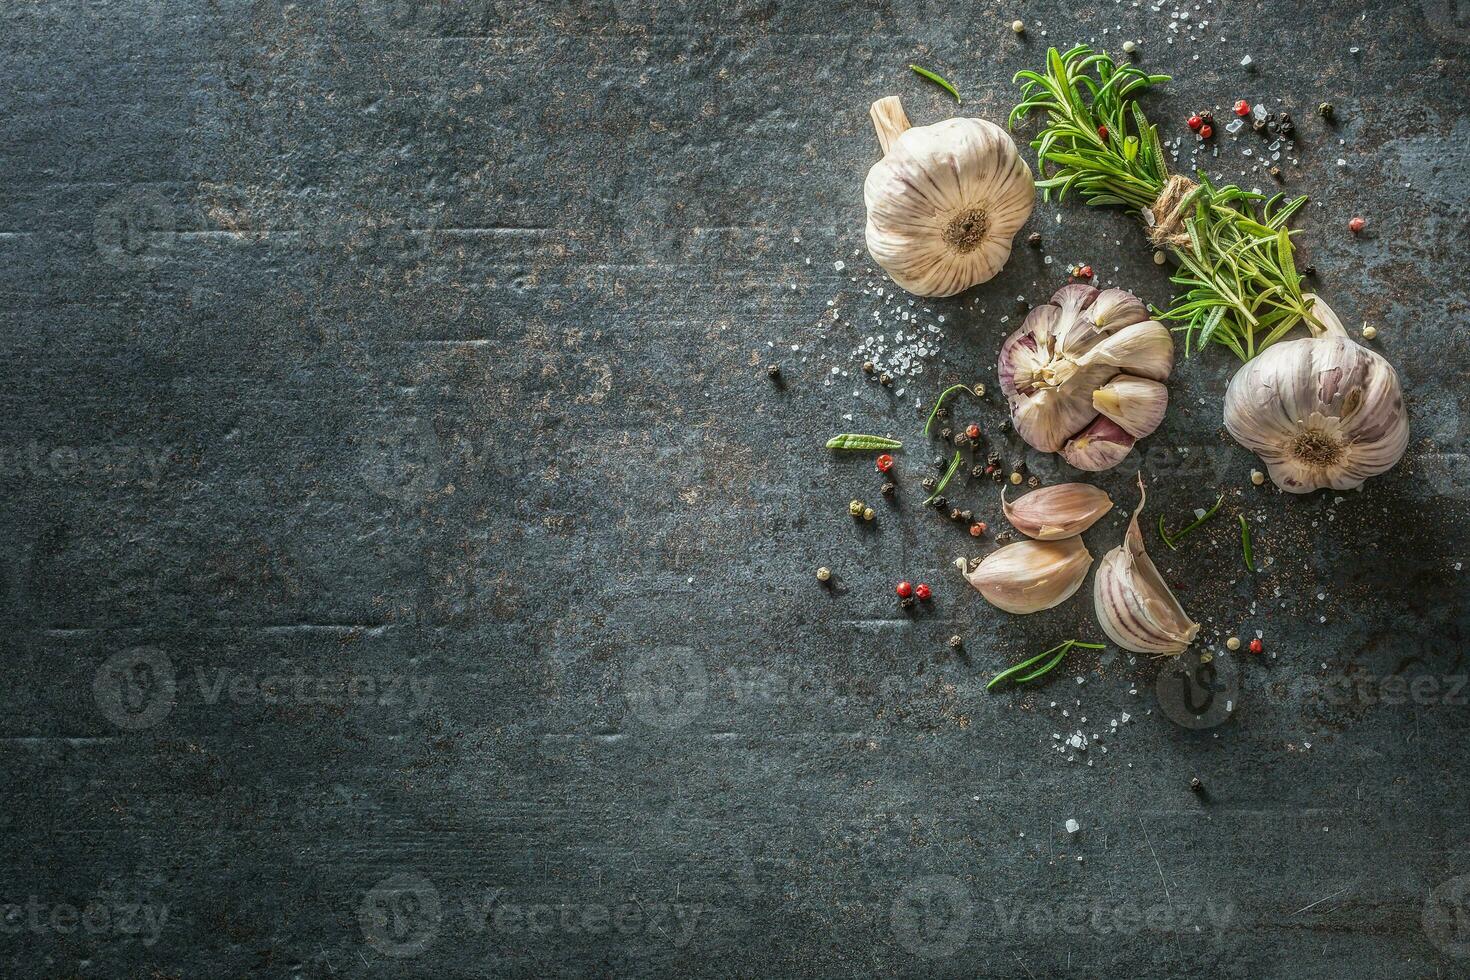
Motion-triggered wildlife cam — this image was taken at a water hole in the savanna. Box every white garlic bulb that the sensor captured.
[999,284,1175,469]
[1224,295,1409,493]
[1093,477,1199,655]
[864,97,1035,297]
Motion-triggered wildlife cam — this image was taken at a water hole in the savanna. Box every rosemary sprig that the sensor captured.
[1011,46,1313,361]
[910,64,961,102]
[923,451,962,505]
[987,639,1104,690]
[1239,514,1255,571]
[923,384,976,437]
[1157,492,1224,550]
[827,434,903,450]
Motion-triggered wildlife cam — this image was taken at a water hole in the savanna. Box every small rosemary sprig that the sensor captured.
[1157,492,1224,550]
[1239,514,1255,571]
[923,451,962,505]
[910,64,961,102]
[1010,46,1314,362]
[987,639,1105,691]
[923,383,977,437]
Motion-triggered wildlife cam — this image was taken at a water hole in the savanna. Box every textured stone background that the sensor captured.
[2,0,1468,976]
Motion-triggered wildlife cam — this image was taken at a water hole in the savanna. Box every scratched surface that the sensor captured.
[2,0,1469,976]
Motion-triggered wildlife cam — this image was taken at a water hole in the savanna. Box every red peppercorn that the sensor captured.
[1199,124,1213,139]
[1187,114,1203,131]
[915,583,932,601]
[1348,216,1366,234]
[965,423,981,441]
[969,522,987,537]
[895,581,913,599]
[1079,264,1094,278]
[1248,638,1264,654]
[1233,99,1251,117]
[876,453,894,473]
[1097,124,1109,140]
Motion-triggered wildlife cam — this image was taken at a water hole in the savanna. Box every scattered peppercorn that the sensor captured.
[940,426,952,440]
[848,499,864,517]
[1190,776,1204,793]
[1233,99,1251,117]
[931,495,948,511]
[1269,165,1282,180]
[1122,39,1137,54]
[1278,112,1295,136]
[1226,636,1241,650]
[766,363,781,378]
[948,635,963,649]
[1250,469,1265,485]
[1362,324,1377,340]
[880,373,893,386]
[862,361,875,374]
[1317,101,1334,120]
[1348,216,1366,234]
[1251,115,1267,133]
[900,596,916,610]
[1199,123,1213,139]
[876,453,894,473]
[965,423,981,441]
[1187,114,1203,131]
[915,583,932,601]
[1028,231,1042,248]
[816,566,832,582]
[862,506,875,522]
[960,509,972,522]
[922,477,937,492]
[1302,265,1316,278]
[1009,471,1023,485]
[1199,111,1215,126]
[1249,638,1264,654]
[1097,124,1109,140]
[971,465,986,478]
[933,456,947,470]
[895,581,913,599]
[969,522,987,537]
[950,507,964,521]
[1011,18,1025,33]
[952,433,968,447]
[881,481,896,497]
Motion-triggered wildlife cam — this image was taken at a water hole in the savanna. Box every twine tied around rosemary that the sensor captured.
[1143,173,1200,249]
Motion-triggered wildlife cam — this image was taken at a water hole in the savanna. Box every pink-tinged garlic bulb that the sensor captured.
[999,283,1175,471]
[1223,295,1408,493]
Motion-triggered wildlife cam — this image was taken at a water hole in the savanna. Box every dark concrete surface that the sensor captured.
[2,0,1468,976]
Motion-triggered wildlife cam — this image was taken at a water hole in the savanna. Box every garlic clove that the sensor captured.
[1081,320,1175,381]
[864,103,1036,297]
[1088,288,1150,332]
[1002,483,1114,539]
[958,536,1092,614]
[1223,294,1409,493]
[1061,416,1136,471]
[1092,374,1169,439]
[1092,476,1200,655]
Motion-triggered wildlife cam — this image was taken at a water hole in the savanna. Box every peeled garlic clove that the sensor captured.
[958,537,1092,614]
[1223,294,1408,493]
[1093,477,1199,654]
[864,97,1036,297]
[1062,416,1136,471]
[1093,374,1169,439]
[1081,320,1175,381]
[1002,483,1113,540]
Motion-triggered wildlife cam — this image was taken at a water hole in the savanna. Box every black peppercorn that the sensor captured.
[949,507,963,521]
[933,456,946,470]
[953,434,967,447]
[948,635,963,649]
[960,509,973,521]
[922,477,937,492]
[881,482,895,497]
[986,450,1000,465]
[880,373,893,386]
[766,363,780,378]
[999,418,1013,433]
[971,465,986,478]
[1251,116,1267,133]
[1199,110,1215,126]
[939,427,952,440]
[1317,101,1334,120]
[932,495,948,510]
[1190,776,1204,793]
[862,361,875,374]
[1027,231,1042,248]
[1302,264,1316,278]
[1269,165,1282,180]
[1278,111,1294,134]
[900,596,916,610]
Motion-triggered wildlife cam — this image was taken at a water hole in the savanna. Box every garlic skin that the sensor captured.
[1002,483,1113,540]
[1223,295,1409,493]
[1000,284,1175,465]
[864,97,1035,297]
[958,537,1092,614]
[1093,375,1169,438]
[1093,477,1199,655]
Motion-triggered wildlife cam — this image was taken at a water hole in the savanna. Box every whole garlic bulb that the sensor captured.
[999,283,1174,470]
[1224,295,1409,493]
[864,97,1035,297]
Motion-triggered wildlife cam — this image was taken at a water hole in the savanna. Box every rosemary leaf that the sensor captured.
[923,384,976,437]
[1240,514,1255,571]
[909,64,960,102]
[1157,493,1224,548]
[826,434,902,450]
[923,451,962,505]
[988,639,1104,690]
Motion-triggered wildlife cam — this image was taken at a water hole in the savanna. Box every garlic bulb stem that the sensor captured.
[869,96,912,154]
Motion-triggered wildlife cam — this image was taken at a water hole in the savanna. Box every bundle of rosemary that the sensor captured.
[1009,46,1318,361]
